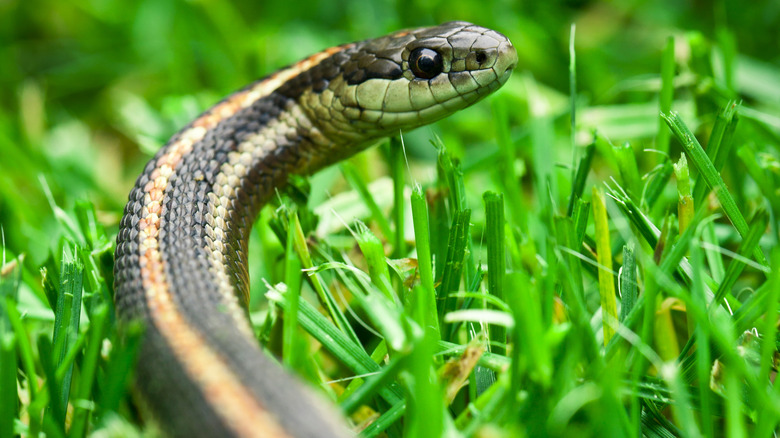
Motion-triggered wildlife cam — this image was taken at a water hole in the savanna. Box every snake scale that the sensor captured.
[114,21,516,437]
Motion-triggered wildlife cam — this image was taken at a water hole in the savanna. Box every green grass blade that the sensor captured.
[410,184,439,338]
[388,137,406,258]
[689,241,713,438]
[69,304,109,438]
[619,242,637,322]
[656,36,675,158]
[661,363,701,438]
[567,142,595,217]
[50,243,84,420]
[341,162,393,241]
[692,102,738,206]
[702,220,725,283]
[615,142,641,198]
[99,322,142,416]
[569,23,577,154]
[674,154,693,233]
[360,400,406,438]
[4,298,38,402]
[289,207,359,347]
[340,354,405,414]
[591,187,618,345]
[436,139,467,214]
[38,334,65,433]
[355,221,395,302]
[283,212,303,369]
[483,192,506,355]
[758,249,780,385]
[661,110,767,266]
[644,158,674,209]
[439,209,470,338]
[507,271,551,387]
[711,210,768,306]
[267,289,403,404]
[0,332,17,438]
[403,323,444,438]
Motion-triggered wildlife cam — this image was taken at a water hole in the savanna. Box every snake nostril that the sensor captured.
[475,51,487,65]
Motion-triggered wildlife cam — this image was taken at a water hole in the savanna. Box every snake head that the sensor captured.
[292,21,517,145]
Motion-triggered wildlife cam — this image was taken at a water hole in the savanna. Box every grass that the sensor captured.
[2,1,780,437]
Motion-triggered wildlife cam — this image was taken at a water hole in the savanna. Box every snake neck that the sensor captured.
[116,87,339,325]
[113,88,351,438]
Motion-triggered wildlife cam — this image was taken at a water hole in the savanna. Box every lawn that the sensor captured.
[1,0,780,437]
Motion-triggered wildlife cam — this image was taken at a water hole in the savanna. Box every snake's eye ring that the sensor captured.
[409,48,443,79]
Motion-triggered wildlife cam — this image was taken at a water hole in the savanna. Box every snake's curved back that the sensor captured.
[114,21,516,437]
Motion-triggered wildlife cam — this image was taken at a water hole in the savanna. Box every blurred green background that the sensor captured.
[3,0,779,266]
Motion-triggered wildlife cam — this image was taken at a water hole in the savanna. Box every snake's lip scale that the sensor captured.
[114,21,515,437]
[496,41,518,84]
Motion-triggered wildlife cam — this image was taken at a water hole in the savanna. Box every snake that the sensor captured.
[113,21,516,438]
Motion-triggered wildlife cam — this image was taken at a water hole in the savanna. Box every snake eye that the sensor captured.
[409,48,443,79]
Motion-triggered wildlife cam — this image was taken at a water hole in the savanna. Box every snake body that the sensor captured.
[114,21,516,437]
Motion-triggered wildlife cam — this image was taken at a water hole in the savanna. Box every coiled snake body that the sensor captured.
[114,21,516,438]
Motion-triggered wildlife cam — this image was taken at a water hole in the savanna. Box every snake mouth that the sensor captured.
[494,41,518,86]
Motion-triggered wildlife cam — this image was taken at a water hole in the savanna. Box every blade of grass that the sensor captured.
[267,289,404,404]
[283,211,303,369]
[554,216,601,365]
[661,110,767,266]
[314,260,408,352]
[492,99,528,230]
[355,221,395,303]
[0,332,16,438]
[592,187,618,345]
[619,242,637,322]
[403,320,444,438]
[4,298,38,401]
[758,249,780,385]
[50,243,84,422]
[711,210,768,306]
[388,137,406,258]
[439,209,470,338]
[566,142,595,217]
[615,142,641,198]
[456,373,510,434]
[656,36,675,159]
[702,220,725,283]
[289,207,359,347]
[38,334,65,434]
[674,154,693,233]
[725,361,746,438]
[435,340,510,371]
[410,184,440,338]
[69,304,109,438]
[569,23,577,156]
[660,362,702,438]
[692,102,738,206]
[507,271,551,387]
[340,354,406,415]
[341,162,393,241]
[359,400,406,438]
[98,322,142,415]
[690,241,713,438]
[644,158,674,209]
[484,192,507,355]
